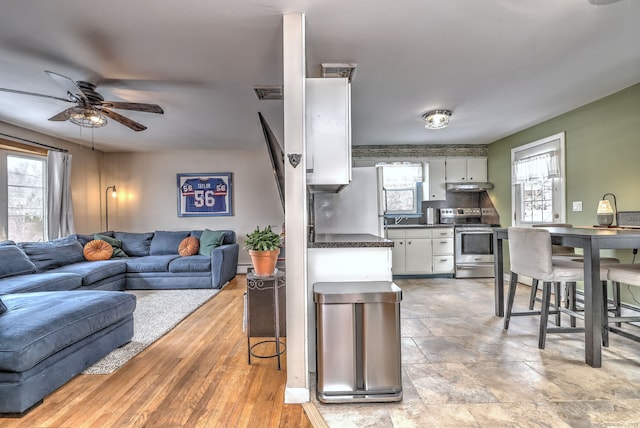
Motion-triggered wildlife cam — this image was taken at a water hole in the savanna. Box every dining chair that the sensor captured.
[604,264,640,345]
[505,227,609,349]
[528,224,620,316]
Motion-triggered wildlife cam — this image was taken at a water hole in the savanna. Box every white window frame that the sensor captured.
[0,149,48,241]
[511,132,566,227]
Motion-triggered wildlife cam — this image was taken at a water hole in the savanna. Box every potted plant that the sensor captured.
[244,225,282,276]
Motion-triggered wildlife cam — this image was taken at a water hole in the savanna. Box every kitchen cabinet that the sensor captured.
[431,228,454,273]
[306,77,352,191]
[387,227,454,275]
[445,157,487,183]
[405,235,432,273]
[422,158,446,201]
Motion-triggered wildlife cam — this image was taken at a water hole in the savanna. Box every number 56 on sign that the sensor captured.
[177,173,233,217]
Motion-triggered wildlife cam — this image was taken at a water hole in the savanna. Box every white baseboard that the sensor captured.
[237,263,252,274]
[285,386,310,404]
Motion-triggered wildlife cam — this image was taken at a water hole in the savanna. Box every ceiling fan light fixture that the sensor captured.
[65,107,107,128]
[422,109,452,130]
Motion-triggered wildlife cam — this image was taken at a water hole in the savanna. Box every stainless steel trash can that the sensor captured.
[313,281,402,403]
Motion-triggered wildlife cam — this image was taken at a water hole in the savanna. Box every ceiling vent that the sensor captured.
[253,86,283,100]
[321,63,357,82]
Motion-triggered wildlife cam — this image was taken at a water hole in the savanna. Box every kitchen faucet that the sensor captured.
[394,215,407,225]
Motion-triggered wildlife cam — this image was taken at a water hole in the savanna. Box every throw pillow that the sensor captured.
[0,244,37,279]
[178,236,200,256]
[94,234,128,258]
[83,239,114,261]
[0,297,7,315]
[198,229,226,256]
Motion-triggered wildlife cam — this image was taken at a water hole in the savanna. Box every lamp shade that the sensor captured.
[596,199,614,226]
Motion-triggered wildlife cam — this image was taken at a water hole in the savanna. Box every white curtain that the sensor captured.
[512,150,560,183]
[47,151,75,239]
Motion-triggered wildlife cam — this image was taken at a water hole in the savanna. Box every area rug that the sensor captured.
[83,289,218,375]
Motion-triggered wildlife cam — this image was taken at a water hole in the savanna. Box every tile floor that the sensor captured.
[312,277,640,427]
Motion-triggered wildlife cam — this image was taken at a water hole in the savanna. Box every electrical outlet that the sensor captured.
[572,201,583,212]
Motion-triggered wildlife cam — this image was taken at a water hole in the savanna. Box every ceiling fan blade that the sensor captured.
[0,87,73,103]
[45,70,88,103]
[48,108,74,121]
[100,101,164,114]
[100,108,147,131]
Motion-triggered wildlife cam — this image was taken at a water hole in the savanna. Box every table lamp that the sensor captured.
[596,193,617,227]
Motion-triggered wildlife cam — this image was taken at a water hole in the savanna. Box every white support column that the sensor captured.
[283,13,310,403]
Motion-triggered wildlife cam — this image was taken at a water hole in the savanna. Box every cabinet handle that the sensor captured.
[440,241,448,244]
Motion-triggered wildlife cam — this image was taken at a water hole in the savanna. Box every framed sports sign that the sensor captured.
[177,173,233,217]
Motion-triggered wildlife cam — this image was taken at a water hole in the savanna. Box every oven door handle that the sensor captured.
[456,230,494,234]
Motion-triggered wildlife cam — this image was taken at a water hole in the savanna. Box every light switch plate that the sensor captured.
[572,201,583,212]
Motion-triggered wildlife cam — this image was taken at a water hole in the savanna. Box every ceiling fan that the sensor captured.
[0,70,164,131]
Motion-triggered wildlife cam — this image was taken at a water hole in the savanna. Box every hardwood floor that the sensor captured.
[0,275,313,428]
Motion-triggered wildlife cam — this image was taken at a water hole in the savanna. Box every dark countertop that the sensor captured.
[385,224,454,229]
[308,233,394,248]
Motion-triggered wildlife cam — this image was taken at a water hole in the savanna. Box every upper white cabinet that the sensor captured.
[306,78,352,191]
[422,158,446,201]
[445,157,487,182]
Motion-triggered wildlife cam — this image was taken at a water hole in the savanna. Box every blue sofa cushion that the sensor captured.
[0,290,136,372]
[49,260,127,286]
[0,272,82,294]
[114,232,153,257]
[150,231,190,255]
[94,234,128,258]
[0,244,37,279]
[191,229,235,245]
[19,237,85,272]
[0,297,6,314]
[198,229,226,256]
[169,255,212,273]
[125,255,180,272]
[73,232,114,246]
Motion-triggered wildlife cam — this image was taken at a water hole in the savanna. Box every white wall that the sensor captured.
[103,149,284,266]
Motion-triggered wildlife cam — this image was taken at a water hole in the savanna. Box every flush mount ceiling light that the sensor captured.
[422,110,452,129]
[65,107,107,128]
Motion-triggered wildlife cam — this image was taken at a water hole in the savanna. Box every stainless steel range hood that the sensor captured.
[446,182,494,192]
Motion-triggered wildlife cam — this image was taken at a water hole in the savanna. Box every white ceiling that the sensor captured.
[0,0,638,152]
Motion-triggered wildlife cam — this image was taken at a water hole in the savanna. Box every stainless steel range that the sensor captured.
[440,208,496,278]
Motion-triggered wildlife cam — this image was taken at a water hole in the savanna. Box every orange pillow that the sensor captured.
[84,239,114,261]
[178,236,200,256]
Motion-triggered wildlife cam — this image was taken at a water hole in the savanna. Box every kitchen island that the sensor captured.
[307,233,393,371]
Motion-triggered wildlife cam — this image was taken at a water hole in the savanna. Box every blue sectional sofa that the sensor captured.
[0,229,238,415]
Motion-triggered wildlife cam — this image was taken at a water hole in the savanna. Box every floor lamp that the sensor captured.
[105,185,117,231]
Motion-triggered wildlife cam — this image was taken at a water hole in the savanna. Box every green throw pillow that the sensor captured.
[198,229,226,256]
[94,233,129,258]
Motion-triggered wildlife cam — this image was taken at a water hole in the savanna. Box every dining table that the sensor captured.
[493,226,640,368]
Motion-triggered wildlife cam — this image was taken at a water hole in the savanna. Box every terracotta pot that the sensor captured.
[249,249,280,277]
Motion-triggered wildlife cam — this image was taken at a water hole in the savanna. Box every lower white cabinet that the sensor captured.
[387,227,454,275]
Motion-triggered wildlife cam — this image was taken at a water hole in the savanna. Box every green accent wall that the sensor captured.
[488,83,640,303]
